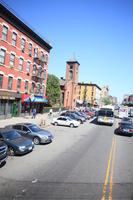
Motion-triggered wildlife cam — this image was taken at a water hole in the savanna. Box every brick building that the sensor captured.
[60,57,80,109]
[0,3,52,119]
[77,83,101,107]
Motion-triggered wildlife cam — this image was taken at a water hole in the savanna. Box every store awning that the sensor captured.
[23,95,47,103]
[33,96,47,103]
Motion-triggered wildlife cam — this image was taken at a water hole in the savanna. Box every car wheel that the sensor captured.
[33,137,40,145]
[70,123,74,128]
[8,147,15,156]
[54,122,58,126]
[79,119,82,124]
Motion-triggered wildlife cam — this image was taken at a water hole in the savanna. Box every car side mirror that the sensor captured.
[27,131,31,134]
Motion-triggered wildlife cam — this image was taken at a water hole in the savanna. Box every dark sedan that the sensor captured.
[61,112,85,124]
[114,124,133,137]
[7,123,53,145]
[0,128,34,156]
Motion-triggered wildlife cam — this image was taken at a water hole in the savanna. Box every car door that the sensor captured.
[21,126,33,140]
[61,117,68,126]
[57,117,64,125]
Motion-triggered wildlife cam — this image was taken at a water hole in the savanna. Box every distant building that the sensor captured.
[77,82,101,107]
[100,85,109,99]
[60,57,80,109]
[108,95,117,105]
[0,3,52,119]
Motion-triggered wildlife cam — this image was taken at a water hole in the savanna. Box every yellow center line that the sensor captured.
[101,136,115,200]
[109,137,116,200]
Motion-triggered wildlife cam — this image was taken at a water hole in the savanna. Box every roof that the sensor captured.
[60,79,66,86]
[78,82,101,90]
[0,3,52,51]
[67,55,80,65]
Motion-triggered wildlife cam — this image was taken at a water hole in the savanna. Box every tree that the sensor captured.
[102,97,112,105]
[46,74,61,106]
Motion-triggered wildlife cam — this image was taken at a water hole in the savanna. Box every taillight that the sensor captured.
[131,129,133,133]
[119,127,122,131]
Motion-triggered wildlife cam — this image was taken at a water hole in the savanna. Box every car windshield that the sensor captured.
[98,110,113,117]
[4,130,21,140]
[67,117,72,121]
[28,125,41,132]
[122,117,131,121]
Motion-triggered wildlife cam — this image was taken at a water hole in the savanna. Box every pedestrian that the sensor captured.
[58,107,61,114]
[32,108,36,119]
[49,108,53,116]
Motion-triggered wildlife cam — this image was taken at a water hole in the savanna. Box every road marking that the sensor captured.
[109,137,116,200]
[101,136,115,200]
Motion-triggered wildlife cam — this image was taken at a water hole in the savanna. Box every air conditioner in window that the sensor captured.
[25,90,28,94]
[17,88,20,93]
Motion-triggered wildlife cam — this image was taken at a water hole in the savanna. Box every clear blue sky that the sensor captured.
[1,0,133,102]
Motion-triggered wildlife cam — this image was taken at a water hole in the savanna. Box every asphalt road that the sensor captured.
[0,118,133,199]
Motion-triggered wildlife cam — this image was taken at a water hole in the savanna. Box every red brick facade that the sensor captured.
[60,58,79,110]
[0,4,52,118]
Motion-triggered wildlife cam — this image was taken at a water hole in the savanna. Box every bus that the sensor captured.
[97,109,114,126]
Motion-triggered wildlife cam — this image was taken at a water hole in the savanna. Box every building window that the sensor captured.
[0,49,6,64]
[28,43,32,56]
[26,62,30,74]
[30,82,35,93]
[8,76,13,90]
[2,25,8,41]
[36,84,40,94]
[70,65,73,70]
[21,38,26,52]
[12,32,17,46]
[38,67,42,77]
[33,64,36,75]
[0,74,3,89]
[44,69,46,80]
[41,85,45,95]
[17,79,21,90]
[25,81,28,93]
[10,54,15,68]
[34,47,38,58]
[19,58,23,71]
[40,51,44,60]
[44,54,48,63]
[69,70,73,80]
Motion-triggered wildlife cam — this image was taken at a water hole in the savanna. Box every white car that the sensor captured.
[52,116,79,128]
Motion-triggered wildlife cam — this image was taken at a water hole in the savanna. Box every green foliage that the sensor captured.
[102,97,112,105]
[46,74,61,106]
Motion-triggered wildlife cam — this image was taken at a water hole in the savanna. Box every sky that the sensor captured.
[1,0,133,103]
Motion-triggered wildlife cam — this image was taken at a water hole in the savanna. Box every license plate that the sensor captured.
[123,128,129,132]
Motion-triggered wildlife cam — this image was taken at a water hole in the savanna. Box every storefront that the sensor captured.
[21,94,47,114]
[0,91,22,119]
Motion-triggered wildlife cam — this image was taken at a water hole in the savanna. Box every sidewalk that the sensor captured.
[0,112,59,128]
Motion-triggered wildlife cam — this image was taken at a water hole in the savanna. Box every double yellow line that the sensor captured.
[101,136,116,200]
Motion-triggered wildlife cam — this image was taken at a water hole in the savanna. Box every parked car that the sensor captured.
[79,111,91,120]
[7,123,53,145]
[119,117,132,126]
[52,116,79,127]
[114,123,133,137]
[0,140,8,165]
[0,128,34,156]
[61,112,85,124]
